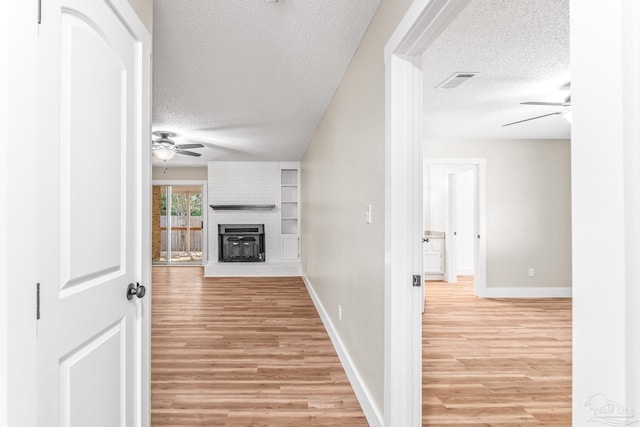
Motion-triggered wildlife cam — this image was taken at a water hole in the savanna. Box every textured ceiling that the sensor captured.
[422,0,570,140]
[152,0,381,166]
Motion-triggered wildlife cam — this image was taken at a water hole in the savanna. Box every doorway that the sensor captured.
[152,184,205,265]
[424,159,486,295]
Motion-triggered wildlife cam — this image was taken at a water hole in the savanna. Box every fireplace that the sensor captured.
[218,224,265,262]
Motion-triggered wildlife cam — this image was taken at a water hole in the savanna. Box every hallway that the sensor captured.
[151,267,367,426]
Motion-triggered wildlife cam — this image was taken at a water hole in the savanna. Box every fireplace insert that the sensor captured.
[218,224,265,262]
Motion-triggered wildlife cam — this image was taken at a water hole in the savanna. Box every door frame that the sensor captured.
[383,0,470,424]
[425,158,486,295]
[152,180,208,266]
[1,1,40,425]
[387,0,640,423]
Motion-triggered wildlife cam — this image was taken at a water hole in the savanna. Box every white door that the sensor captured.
[36,0,150,425]
[446,173,458,283]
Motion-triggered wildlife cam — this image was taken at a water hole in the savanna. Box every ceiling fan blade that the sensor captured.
[521,101,567,106]
[176,143,204,149]
[176,150,202,157]
[502,112,563,127]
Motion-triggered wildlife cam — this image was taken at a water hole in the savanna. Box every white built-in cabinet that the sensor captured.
[424,237,445,277]
[279,163,300,260]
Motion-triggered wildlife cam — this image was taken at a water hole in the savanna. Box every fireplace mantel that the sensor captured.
[210,204,276,211]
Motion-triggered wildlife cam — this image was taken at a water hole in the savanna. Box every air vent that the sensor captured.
[436,72,479,89]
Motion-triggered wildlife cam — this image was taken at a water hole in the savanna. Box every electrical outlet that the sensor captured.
[338,305,342,321]
[528,268,535,277]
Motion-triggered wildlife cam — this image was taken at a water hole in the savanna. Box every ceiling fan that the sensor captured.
[502,84,572,127]
[152,131,204,160]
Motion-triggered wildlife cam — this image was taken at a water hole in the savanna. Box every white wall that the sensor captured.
[300,0,414,417]
[152,166,207,181]
[424,165,447,231]
[572,0,640,423]
[208,162,278,264]
[425,139,572,288]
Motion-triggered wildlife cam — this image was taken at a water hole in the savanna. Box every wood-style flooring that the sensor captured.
[151,267,367,426]
[152,269,572,426]
[423,276,572,426]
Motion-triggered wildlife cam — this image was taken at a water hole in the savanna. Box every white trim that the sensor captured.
[0,3,9,425]
[137,18,152,427]
[570,1,640,419]
[301,275,382,427]
[384,1,470,424]
[479,287,572,298]
[384,53,422,427]
[385,0,471,58]
[2,1,39,426]
[622,0,640,413]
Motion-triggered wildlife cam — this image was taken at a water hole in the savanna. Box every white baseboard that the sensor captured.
[478,286,572,298]
[301,275,382,427]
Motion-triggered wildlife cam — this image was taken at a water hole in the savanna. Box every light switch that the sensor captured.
[365,205,372,224]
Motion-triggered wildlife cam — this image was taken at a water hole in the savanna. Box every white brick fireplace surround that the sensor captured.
[205,162,301,276]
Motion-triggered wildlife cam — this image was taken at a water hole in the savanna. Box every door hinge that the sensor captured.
[36,282,41,320]
[37,0,42,24]
[412,274,422,287]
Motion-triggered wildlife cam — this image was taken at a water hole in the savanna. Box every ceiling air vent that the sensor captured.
[436,72,479,89]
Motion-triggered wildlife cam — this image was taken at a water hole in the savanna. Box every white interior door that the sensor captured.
[36,0,150,425]
[446,173,458,283]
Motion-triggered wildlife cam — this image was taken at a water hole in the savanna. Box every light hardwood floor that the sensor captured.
[423,276,572,426]
[151,267,367,426]
[152,269,571,426]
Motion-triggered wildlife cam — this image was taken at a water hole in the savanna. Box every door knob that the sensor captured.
[127,282,146,300]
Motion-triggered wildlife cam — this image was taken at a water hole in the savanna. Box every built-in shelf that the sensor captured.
[280,167,300,252]
[210,204,276,211]
[281,219,298,235]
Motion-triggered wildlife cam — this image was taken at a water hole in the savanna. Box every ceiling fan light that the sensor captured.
[153,147,175,161]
